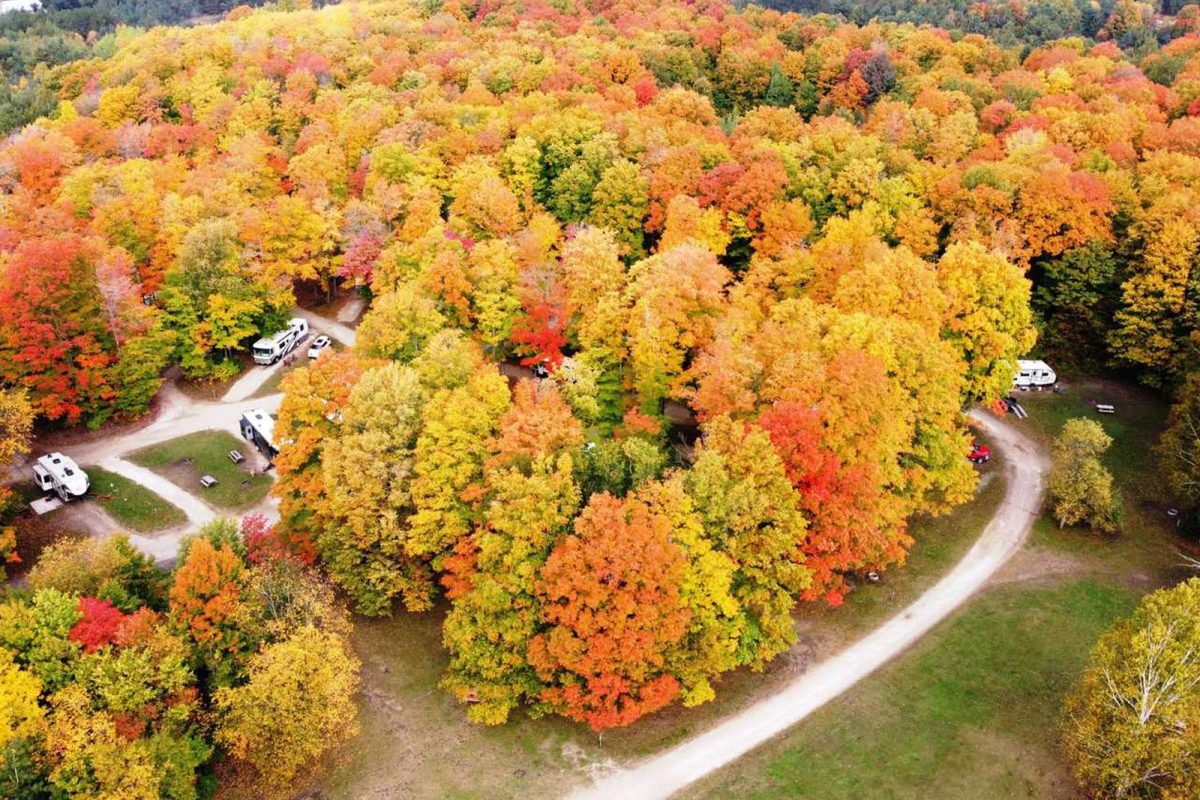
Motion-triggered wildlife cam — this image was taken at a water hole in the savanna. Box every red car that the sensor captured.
[968,442,991,464]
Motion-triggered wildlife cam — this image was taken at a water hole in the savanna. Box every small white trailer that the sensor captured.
[1012,359,1057,390]
[32,453,89,502]
[251,317,309,365]
[239,408,278,463]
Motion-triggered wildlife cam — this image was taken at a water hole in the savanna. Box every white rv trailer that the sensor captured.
[32,453,89,501]
[1012,359,1057,390]
[251,318,309,365]
[239,408,278,462]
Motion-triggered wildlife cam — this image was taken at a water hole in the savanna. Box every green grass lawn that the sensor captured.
[86,467,187,533]
[688,580,1138,800]
[1015,377,1191,583]
[128,430,272,511]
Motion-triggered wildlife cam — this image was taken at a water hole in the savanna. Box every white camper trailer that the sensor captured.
[32,453,89,501]
[251,318,309,365]
[239,408,278,463]
[1012,359,1057,390]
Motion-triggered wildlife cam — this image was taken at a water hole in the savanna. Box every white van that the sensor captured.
[251,317,309,365]
[1012,359,1057,390]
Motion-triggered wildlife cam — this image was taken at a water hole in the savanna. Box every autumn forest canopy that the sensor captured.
[6,0,1200,751]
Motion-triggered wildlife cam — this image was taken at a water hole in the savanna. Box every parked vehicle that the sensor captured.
[252,318,309,365]
[307,334,332,359]
[32,453,89,501]
[1012,359,1056,390]
[239,408,278,463]
[968,442,991,464]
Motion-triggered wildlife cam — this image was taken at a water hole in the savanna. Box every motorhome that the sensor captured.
[251,318,309,365]
[32,453,89,501]
[239,408,278,462]
[1012,359,1057,390]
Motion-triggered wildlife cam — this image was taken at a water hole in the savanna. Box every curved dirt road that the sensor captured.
[568,410,1048,800]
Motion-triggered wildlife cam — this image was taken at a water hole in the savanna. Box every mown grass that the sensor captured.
[128,430,272,511]
[86,467,187,533]
[689,580,1138,800]
[1016,378,1190,582]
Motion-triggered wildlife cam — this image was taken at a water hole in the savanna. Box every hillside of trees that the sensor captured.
[5,0,1200,745]
[759,0,1200,50]
[0,0,305,135]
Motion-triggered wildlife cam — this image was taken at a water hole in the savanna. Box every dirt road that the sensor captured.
[567,410,1048,800]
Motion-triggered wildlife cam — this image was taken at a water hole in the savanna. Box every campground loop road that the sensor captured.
[22,307,353,562]
[567,410,1049,800]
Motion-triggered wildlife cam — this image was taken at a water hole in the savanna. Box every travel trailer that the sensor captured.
[239,408,278,462]
[1012,359,1057,390]
[251,318,309,365]
[32,453,89,501]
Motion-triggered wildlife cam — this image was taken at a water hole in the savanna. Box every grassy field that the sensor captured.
[1015,377,1192,580]
[86,467,187,532]
[313,450,1010,799]
[128,430,272,511]
[688,581,1138,800]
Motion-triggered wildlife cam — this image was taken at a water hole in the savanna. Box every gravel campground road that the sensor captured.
[568,410,1050,800]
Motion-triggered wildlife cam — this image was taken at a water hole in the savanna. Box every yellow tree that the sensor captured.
[936,241,1036,402]
[408,365,511,561]
[625,243,731,412]
[318,363,431,614]
[214,626,360,797]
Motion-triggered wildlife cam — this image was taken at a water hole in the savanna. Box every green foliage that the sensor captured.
[26,536,163,613]
[1049,418,1122,533]
[1158,371,1200,512]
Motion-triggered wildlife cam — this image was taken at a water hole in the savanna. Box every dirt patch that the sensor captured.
[992,546,1089,587]
[956,725,1082,800]
[5,504,95,586]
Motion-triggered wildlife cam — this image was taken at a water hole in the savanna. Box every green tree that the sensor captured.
[317,363,431,614]
[683,416,811,667]
[588,159,650,259]
[764,63,795,107]
[1160,372,1200,514]
[1048,418,1121,533]
[440,455,580,724]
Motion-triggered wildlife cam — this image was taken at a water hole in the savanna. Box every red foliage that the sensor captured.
[511,293,568,368]
[529,493,690,730]
[759,400,891,606]
[69,597,127,653]
[616,408,662,439]
[339,228,385,285]
[115,607,162,648]
[242,513,317,566]
[0,235,116,422]
[633,74,658,106]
